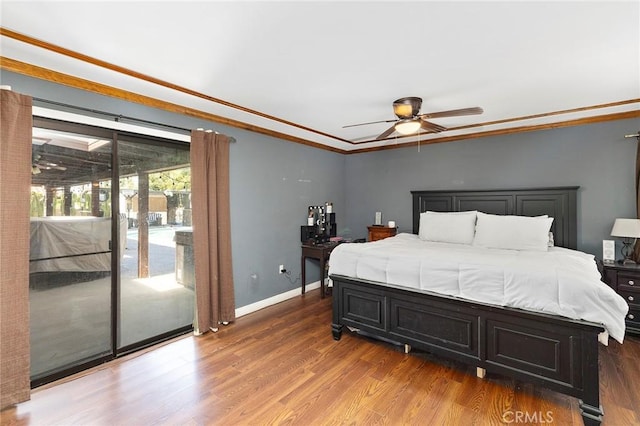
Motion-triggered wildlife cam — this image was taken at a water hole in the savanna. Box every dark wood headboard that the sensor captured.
[411,187,578,249]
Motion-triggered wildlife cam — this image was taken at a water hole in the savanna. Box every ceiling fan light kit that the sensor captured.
[395,119,422,135]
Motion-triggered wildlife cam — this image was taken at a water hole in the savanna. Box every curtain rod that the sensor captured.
[33,97,236,142]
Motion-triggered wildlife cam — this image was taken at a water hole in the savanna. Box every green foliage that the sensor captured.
[30,189,45,217]
[149,167,191,191]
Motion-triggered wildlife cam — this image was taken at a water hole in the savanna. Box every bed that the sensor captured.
[329,187,628,426]
[29,216,127,273]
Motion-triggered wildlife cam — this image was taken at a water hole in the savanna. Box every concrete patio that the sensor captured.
[29,225,194,379]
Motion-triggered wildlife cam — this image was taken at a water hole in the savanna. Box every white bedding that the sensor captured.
[329,233,629,343]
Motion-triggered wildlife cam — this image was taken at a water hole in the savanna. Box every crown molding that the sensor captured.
[1,42,637,155]
[346,109,640,154]
[1,56,346,154]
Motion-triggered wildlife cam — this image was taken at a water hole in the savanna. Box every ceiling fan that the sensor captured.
[32,154,67,174]
[344,97,483,140]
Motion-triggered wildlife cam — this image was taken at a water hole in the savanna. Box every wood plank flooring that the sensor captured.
[2,289,639,425]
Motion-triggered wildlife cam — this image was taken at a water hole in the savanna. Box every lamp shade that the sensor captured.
[395,119,421,135]
[610,218,640,238]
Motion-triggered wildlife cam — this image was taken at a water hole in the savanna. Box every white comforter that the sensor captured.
[329,233,629,343]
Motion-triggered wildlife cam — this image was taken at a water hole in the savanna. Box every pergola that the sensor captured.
[32,139,189,278]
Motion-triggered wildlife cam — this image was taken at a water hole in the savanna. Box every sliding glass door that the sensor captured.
[117,136,194,349]
[29,118,193,385]
[29,125,114,383]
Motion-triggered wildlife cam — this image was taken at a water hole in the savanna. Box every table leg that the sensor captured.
[319,256,326,299]
[301,255,306,294]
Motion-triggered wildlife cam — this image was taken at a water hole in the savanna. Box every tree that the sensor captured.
[150,168,191,225]
[148,168,190,192]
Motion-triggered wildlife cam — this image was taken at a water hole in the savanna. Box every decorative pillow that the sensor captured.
[419,211,478,245]
[472,212,554,251]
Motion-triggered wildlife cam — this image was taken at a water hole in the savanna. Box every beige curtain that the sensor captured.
[190,130,235,333]
[0,89,32,408]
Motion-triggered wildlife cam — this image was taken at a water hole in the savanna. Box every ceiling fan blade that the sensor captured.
[420,107,483,119]
[420,120,448,133]
[376,125,397,140]
[343,119,397,128]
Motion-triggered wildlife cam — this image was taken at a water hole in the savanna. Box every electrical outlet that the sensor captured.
[279,264,285,274]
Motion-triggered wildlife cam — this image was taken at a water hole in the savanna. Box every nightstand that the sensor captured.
[367,225,397,242]
[601,262,640,336]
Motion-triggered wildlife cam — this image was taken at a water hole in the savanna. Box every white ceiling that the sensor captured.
[1,1,639,151]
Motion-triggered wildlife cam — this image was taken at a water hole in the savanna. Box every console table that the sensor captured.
[301,242,338,298]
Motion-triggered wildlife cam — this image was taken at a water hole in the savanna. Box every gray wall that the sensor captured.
[4,69,638,304]
[230,135,344,306]
[344,119,640,257]
[1,71,345,309]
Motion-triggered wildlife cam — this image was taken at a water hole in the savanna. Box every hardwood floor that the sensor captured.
[2,289,639,425]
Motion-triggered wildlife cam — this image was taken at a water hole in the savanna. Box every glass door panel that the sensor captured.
[117,137,193,349]
[29,127,113,382]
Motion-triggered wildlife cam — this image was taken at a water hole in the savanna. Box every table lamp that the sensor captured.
[610,218,640,264]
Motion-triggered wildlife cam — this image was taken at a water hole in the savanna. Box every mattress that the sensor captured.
[329,233,629,343]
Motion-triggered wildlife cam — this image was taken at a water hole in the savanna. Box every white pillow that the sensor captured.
[473,212,554,251]
[419,211,478,245]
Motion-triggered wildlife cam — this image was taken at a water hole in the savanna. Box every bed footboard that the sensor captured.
[330,275,604,426]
